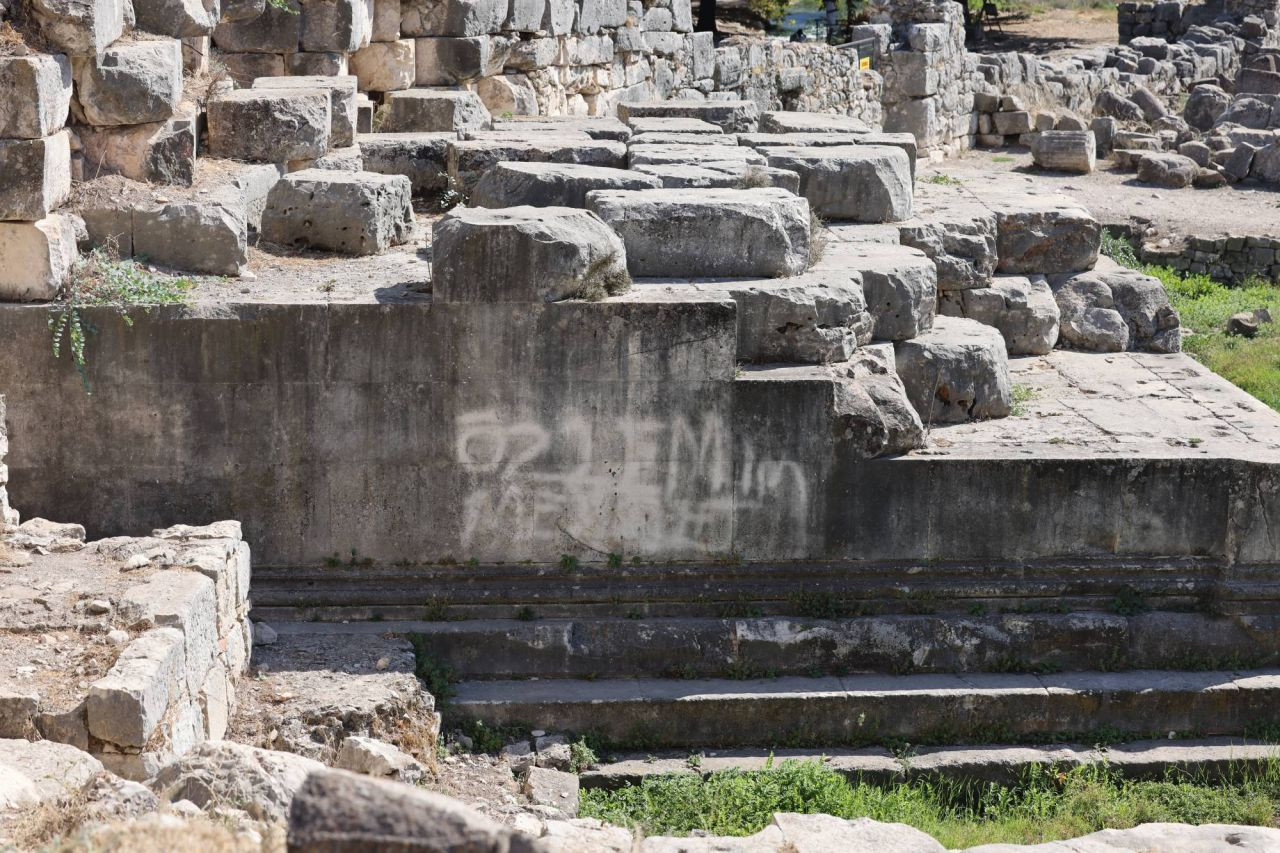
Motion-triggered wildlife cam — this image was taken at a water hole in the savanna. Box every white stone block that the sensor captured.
[87,627,185,749]
[0,215,77,302]
[0,132,72,221]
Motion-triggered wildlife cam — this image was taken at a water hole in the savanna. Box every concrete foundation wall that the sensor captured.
[1,302,1278,568]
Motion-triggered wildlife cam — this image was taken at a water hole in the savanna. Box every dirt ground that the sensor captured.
[975,6,1118,58]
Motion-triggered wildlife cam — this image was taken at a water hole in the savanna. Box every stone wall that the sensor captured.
[1139,232,1280,281]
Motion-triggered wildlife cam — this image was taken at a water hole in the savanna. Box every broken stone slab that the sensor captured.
[0,54,73,139]
[1030,130,1096,174]
[764,145,912,223]
[0,215,78,303]
[1051,268,1181,354]
[587,187,810,278]
[350,39,417,93]
[846,344,925,456]
[626,116,723,134]
[77,118,196,187]
[262,170,413,255]
[87,626,185,749]
[896,198,997,293]
[0,738,104,810]
[824,242,936,342]
[939,275,1060,356]
[335,736,427,784]
[207,88,331,163]
[1135,152,1198,188]
[73,38,183,127]
[446,137,627,195]
[381,87,492,133]
[617,100,760,132]
[253,75,359,148]
[987,194,1100,276]
[894,316,1013,424]
[758,111,871,135]
[357,132,452,196]
[150,741,324,823]
[433,205,629,302]
[523,766,579,816]
[471,162,662,209]
[630,163,800,193]
[30,0,125,56]
[723,270,873,364]
[0,131,71,221]
[288,768,541,851]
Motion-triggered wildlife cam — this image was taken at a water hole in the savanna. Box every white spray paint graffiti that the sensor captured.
[456,408,810,558]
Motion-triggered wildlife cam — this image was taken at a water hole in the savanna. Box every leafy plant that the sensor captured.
[569,738,599,773]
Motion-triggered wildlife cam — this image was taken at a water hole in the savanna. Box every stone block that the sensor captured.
[358,131,452,195]
[351,39,416,92]
[131,198,250,276]
[0,215,77,302]
[894,316,1013,424]
[523,766,579,814]
[1184,84,1230,131]
[838,242,937,341]
[1031,131,1096,174]
[213,0,302,52]
[575,0,625,31]
[433,205,629,302]
[30,0,124,55]
[940,275,1060,355]
[199,663,230,741]
[989,194,1100,275]
[221,0,266,20]
[119,570,218,696]
[475,74,537,116]
[72,39,184,127]
[616,99,759,132]
[992,111,1033,136]
[382,87,491,133]
[446,137,626,194]
[1135,152,1198,188]
[764,145,912,223]
[217,52,286,86]
[400,0,505,34]
[335,736,426,783]
[208,89,331,162]
[254,75,359,148]
[288,51,349,76]
[372,0,402,38]
[414,36,490,84]
[726,269,872,364]
[759,111,870,135]
[87,627,185,749]
[301,0,368,51]
[181,36,210,73]
[1051,268,1180,353]
[587,187,810,278]
[133,0,218,36]
[627,143,765,168]
[80,116,197,187]
[0,132,71,221]
[0,55,72,140]
[471,162,661,208]
[0,690,38,739]
[262,169,413,255]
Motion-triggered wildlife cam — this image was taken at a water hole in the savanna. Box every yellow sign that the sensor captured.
[859,56,871,70]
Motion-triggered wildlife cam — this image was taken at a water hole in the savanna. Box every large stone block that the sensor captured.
[759,111,871,135]
[1051,267,1180,353]
[87,627,185,749]
[939,275,1060,356]
[350,39,416,92]
[254,75,359,148]
[447,136,627,194]
[726,270,872,364]
[400,0,505,34]
[617,99,760,132]
[575,0,625,32]
[765,145,912,223]
[262,169,413,255]
[213,0,302,52]
[301,0,369,51]
[896,201,997,292]
[1135,152,1198,188]
[414,36,490,84]
[358,132,452,195]
[0,132,71,221]
[475,74,537,117]
[131,197,253,276]
[587,187,810,278]
[208,89,331,162]
[1030,131,1096,174]
[471,162,661,208]
[217,51,285,86]
[0,215,77,302]
[73,39,183,127]
[31,0,124,55]
[0,55,72,139]
[79,119,196,186]
[433,205,628,302]
[837,242,937,341]
[119,570,219,696]
[133,0,219,36]
[895,316,1013,424]
[382,87,491,133]
[989,194,1100,275]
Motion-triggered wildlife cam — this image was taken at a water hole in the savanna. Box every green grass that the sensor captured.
[581,759,1280,848]
[1101,233,1280,412]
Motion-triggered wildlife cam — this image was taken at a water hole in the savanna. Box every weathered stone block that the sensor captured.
[131,199,249,276]
[765,145,912,223]
[382,87,491,133]
[288,51,349,76]
[414,36,490,84]
[87,627,185,749]
[617,99,759,132]
[839,242,937,342]
[727,269,872,364]
[1052,268,1180,353]
[335,736,426,783]
[0,55,72,140]
[0,132,71,221]
[372,0,401,38]
[475,74,537,117]
[133,0,219,36]
[433,205,628,302]
[73,40,183,127]
[350,39,416,92]
[217,51,285,86]
[940,275,1060,355]
[400,0,505,34]
[1135,152,1198,188]
[213,0,302,52]
[254,75,359,148]
[447,137,627,194]
[79,118,196,186]
[895,316,1013,423]
[587,187,810,278]
[471,162,661,208]
[1031,131,1096,174]
[120,570,219,696]
[301,0,368,51]
[0,215,77,302]
[262,169,413,255]
[357,132,452,195]
[759,111,870,135]
[208,89,331,162]
[30,0,124,55]
[989,195,1100,275]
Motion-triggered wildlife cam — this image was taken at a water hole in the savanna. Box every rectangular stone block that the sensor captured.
[372,0,402,39]
[764,145,912,223]
[382,87,491,133]
[0,215,77,302]
[617,99,759,132]
[87,627,185,749]
[213,0,302,52]
[208,88,331,162]
[0,55,73,139]
[133,0,219,37]
[120,570,219,696]
[199,661,230,740]
[288,51,349,76]
[446,136,627,193]
[587,187,811,278]
[0,132,72,221]
[400,0,506,35]
[254,75,358,148]
[30,0,124,55]
[261,169,413,254]
[218,51,286,86]
[357,131,452,195]
[181,36,211,74]
[72,39,184,127]
[301,0,368,51]
[414,36,489,84]
[131,200,250,276]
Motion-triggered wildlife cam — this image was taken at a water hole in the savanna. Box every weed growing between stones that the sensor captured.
[581,757,1280,846]
[735,166,774,189]
[49,248,193,392]
[1010,383,1038,416]
[409,634,457,706]
[808,211,828,268]
[570,252,632,302]
[924,174,964,186]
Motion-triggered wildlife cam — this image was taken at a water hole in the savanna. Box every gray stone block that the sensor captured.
[765,145,913,223]
[213,0,301,51]
[0,132,71,222]
[617,99,759,132]
[471,162,661,209]
[895,316,1013,424]
[0,216,78,302]
[262,169,413,255]
[1031,131,1096,174]
[836,242,937,342]
[73,39,184,127]
[87,627,185,749]
[300,0,368,51]
[414,36,490,84]
[587,187,810,278]
[254,75,359,148]
[30,0,124,55]
[350,40,416,92]
[132,0,218,36]
[989,194,1100,275]
[0,55,72,140]
[433,205,629,302]
[446,137,627,194]
[1136,152,1199,188]
[357,131,452,195]
[382,87,491,133]
[208,89,331,162]
[78,118,196,187]
[758,111,871,135]
[400,0,506,35]
[940,275,1060,356]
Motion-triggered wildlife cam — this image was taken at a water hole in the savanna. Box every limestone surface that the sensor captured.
[471,162,662,209]
[940,275,1061,356]
[0,215,78,302]
[895,316,1013,423]
[0,55,73,140]
[382,87,492,133]
[765,145,913,223]
[207,89,331,163]
[261,169,414,255]
[73,39,184,127]
[0,132,71,221]
[253,75,360,148]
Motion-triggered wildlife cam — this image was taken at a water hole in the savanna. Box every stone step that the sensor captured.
[266,612,1280,679]
[448,670,1280,749]
[580,737,1280,789]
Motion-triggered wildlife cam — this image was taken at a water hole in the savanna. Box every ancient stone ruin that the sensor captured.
[4,0,1280,845]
